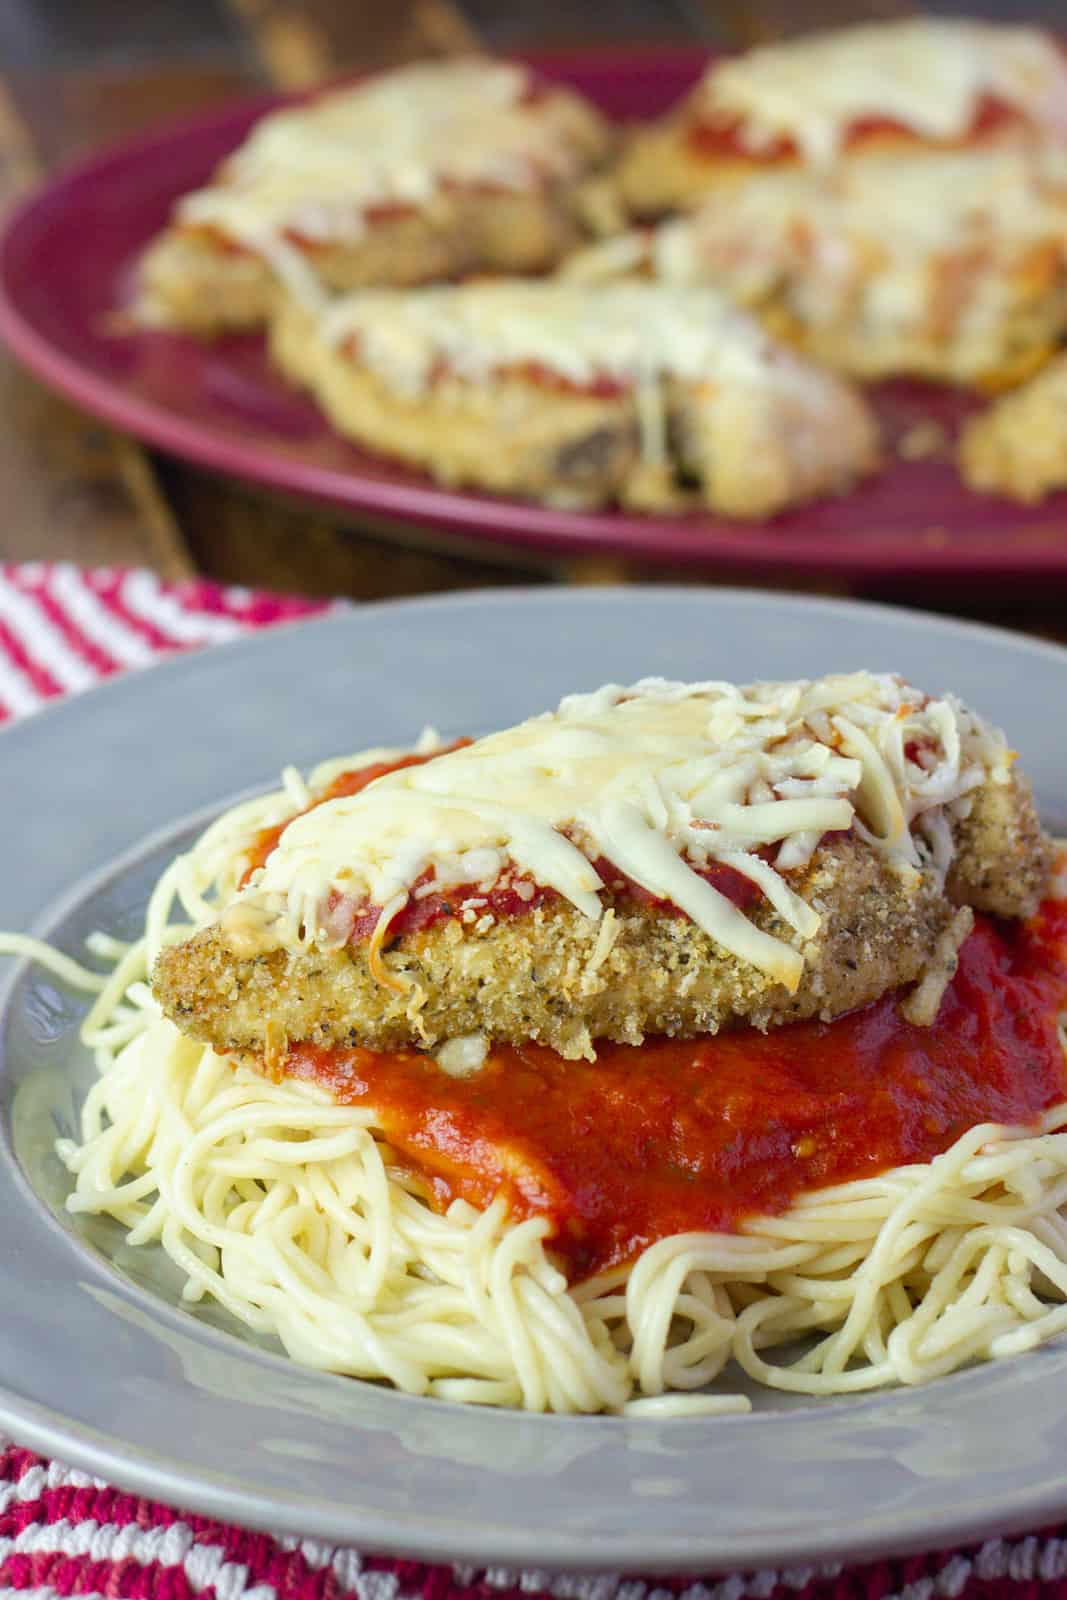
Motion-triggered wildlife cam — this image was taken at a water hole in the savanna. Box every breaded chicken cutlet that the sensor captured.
[268,282,879,519]
[564,146,1067,390]
[153,674,1052,1067]
[611,20,1067,222]
[135,59,610,336]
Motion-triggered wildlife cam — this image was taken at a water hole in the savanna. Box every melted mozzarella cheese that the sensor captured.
[319,281,797,397]
[647,145,1067,338]
[224,673,1012,991]
[697,20,1067,166]
[177,60,593,255]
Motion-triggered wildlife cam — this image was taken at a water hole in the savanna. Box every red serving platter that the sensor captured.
[2,46,1067,580]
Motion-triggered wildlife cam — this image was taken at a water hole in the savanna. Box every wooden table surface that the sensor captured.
[1,0,1065,635]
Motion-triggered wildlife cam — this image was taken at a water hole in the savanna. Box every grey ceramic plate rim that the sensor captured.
[4,584,1067,1575]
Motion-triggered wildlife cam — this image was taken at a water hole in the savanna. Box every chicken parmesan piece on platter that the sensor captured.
[566,145,1067,390]
[613,19,1067,221]
[154,673,1051,1066]
[135,59,611,335]
[265,281,880,517]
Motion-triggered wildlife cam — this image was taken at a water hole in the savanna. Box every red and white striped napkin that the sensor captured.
[2,562,1066,1599]
[0,562,332,721]
[5,1433,1067,1600]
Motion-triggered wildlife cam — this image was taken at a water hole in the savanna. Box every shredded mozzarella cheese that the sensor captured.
[318,280,816,402]
[643,146,1067,349]
[221,673,1012,988]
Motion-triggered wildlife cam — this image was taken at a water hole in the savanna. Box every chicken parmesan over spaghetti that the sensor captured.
[155,673,1048,1062]
[21,672,1067,1414]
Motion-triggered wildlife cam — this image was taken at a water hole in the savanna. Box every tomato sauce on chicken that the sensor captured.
[242,745,764,936]
[686,93,1026,164]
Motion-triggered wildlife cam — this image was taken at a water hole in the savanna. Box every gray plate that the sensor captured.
[4,586,1067,1576]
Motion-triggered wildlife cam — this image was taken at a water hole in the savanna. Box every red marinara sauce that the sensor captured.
[285,895,1067,1283]
[334,853,761,945]
[686,94,1024,164]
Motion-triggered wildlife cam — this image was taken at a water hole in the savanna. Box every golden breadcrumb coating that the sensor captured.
[613,121,767,222]
[959,352,1067,502]
[945,770,1052,915]
[153,770,1049,1063]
